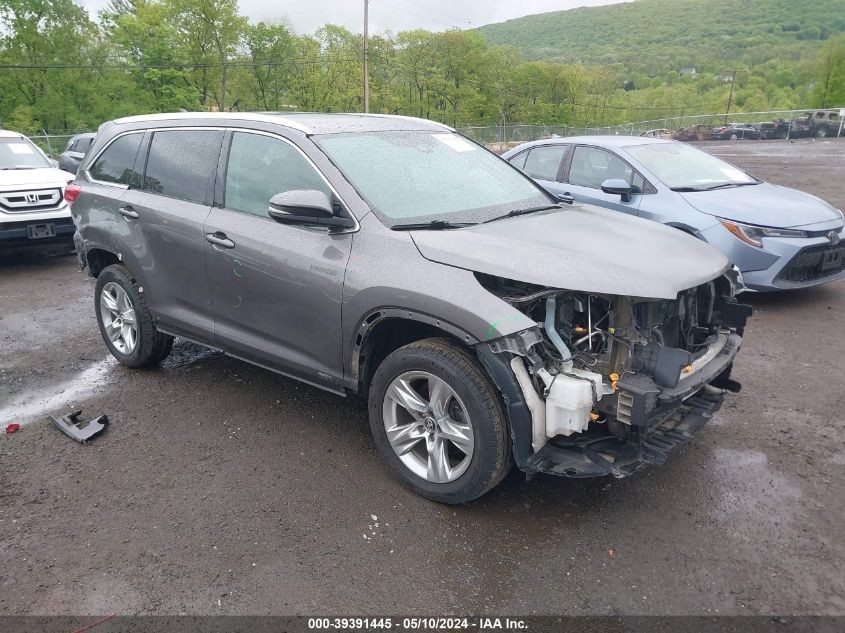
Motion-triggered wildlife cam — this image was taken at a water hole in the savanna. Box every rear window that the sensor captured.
[76,137,93,153]
[142,130,223,204]
[89,134,143,186]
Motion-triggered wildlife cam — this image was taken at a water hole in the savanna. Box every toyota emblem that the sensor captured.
[829,231,841,246]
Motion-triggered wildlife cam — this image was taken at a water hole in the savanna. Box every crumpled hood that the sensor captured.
[680,182,841,228]
[411,204,730,300]
[0,168,74,189]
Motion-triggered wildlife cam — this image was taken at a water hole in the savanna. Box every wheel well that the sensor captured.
[86,248,120,277]
[666,223,700,238]
[356,317,464,399]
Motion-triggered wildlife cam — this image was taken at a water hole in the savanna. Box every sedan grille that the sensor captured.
[775,243,845,284]
[0,189,63,213]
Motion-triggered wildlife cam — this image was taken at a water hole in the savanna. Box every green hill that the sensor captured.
[478,0,844,76]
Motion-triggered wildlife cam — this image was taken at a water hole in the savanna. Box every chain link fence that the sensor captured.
[28,132,81,159]
[21,106,845,159]
[460,108,844,151]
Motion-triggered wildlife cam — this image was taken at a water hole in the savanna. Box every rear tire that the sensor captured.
[368,338,512,504]
[95,264,173,368]
[816,127,828,138]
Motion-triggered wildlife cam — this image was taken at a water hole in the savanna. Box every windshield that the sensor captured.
[315,131,551,225]
[0,137,52,170]
[625,142,758,191]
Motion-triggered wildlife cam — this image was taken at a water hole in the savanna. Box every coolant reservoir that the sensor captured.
[539,369,608,437]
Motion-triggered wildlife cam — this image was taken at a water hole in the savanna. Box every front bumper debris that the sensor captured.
[524,386,725,478]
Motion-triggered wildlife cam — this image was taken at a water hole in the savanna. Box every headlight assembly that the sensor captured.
[719,219,808,247]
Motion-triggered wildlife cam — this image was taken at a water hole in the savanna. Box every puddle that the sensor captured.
[0,358,119,426]
[709,448,801,532]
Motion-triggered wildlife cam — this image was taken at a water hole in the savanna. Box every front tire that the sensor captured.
[95,264,173,368]
[368,338,512,504]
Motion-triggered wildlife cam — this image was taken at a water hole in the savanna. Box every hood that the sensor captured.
[411,204,730,300]
[680,182,841,228]
[0,167,75,189]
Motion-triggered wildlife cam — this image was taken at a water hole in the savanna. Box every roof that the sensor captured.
[505,135,676,153]
[111,111,453,135]
[0,130,25,139]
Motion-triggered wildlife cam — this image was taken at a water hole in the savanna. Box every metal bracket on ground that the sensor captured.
[50,410,109,444]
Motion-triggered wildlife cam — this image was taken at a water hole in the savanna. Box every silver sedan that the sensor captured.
[503,137,845,291]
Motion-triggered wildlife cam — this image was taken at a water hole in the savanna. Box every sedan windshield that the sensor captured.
[0,137,52,170]
[625,142,758,191]
[315,131,551,225]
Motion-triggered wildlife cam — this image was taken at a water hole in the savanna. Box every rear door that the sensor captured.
[561,145,644,215]
[115,128,223,341]
[203,130,353,390]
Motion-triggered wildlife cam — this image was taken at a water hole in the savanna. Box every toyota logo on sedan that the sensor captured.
[829,231,841,246]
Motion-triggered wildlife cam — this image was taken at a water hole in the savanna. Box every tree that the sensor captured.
[242,21,297,111]
[163,0,247,110]
[810,34,845,108]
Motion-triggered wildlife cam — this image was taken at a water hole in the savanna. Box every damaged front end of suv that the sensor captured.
[475,269,751,478]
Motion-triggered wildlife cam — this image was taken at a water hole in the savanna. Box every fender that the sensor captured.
[665,222,703,238]
[346,307,479,392]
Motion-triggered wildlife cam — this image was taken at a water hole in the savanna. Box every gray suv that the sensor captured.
[70,112,751,503]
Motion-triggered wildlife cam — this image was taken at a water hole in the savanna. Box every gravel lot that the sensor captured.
[1,138,844,616]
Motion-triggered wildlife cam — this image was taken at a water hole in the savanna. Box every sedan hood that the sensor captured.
[680,182,841,228]
[411,205,729,300]
[0,167,74,189]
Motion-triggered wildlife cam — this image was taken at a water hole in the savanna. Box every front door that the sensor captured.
[204,131,352,390]
[562,145,643,216]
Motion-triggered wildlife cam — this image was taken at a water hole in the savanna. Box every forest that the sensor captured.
[0,0,842,135]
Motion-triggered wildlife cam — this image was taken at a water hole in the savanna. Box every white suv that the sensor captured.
[0,130,76,255]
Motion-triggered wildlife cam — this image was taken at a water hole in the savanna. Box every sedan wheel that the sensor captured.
[382,370,474,483]
[99,281,138,354]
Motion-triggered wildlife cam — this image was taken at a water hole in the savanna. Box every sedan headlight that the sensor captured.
[719,219,808,247]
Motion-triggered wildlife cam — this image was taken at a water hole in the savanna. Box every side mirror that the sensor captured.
[601,178,633,202]
[268,190,354,230]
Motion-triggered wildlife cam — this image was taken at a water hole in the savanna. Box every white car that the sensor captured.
[0,130,76,255]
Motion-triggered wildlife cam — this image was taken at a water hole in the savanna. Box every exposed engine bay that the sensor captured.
[476,271,752,478]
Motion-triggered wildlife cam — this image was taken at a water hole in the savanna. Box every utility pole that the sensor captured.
[363,0,370,113]
[221,62,227,112]
[724,70,737,125]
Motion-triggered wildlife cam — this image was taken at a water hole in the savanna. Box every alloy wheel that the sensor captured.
[99,281,138,354]
[382,370,474,483]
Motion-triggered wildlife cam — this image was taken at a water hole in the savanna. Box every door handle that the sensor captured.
[205,232,235,249]
[118,205,139,219]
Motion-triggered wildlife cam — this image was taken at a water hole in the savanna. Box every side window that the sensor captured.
[142,130,223,204]
[508,150,528,170]
[77,137,93,154]
[224,132,332,218]
[89,134,143,186]
[568,146,633,189]
[523,145,567,182]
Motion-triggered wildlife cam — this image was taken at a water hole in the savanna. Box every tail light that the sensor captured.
[64,183,82,203]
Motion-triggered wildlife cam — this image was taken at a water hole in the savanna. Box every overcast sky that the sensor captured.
[77,0,624,34]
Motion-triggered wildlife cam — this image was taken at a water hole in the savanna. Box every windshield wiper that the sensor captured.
[390,220,475,231]
[672,182,760,192]
[483,204,563,224]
